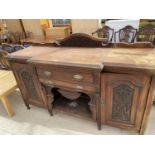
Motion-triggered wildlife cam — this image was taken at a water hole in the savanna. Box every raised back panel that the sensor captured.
[55,33,104,47]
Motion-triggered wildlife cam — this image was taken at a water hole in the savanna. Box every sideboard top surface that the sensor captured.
[8,46,60,60]
[8,46,155,72]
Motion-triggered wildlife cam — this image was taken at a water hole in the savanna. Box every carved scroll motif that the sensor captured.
[20,69,38,100]
[56,33,104,47]
[112,84,134,122]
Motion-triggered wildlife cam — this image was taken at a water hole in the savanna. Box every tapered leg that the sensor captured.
[44,86,54,116]
[96,94,101,130]
[1,96,15,117]
[88,93,101,130]
[26,104,30,109]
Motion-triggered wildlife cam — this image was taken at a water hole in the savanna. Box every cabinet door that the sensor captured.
[11,63,46,108]
[101,73,150,130]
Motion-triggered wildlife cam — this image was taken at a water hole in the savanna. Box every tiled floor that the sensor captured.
[0,89,154,135]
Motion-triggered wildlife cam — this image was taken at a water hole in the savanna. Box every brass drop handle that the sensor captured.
[44,71,52,77]
[73,74,83,81]
[47,80,54,85]
[75,85,83,91]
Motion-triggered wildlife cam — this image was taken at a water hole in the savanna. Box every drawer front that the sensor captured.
[37,67,94,84]
[40,78,98,93]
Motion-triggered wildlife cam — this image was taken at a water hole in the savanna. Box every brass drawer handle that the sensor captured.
[47,80,54,85]
[75,85,83,91]
[39,42,45,44]
[73,74,83,81]
[44,71,52,77]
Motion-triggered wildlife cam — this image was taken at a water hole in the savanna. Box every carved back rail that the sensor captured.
[55,33,107,47]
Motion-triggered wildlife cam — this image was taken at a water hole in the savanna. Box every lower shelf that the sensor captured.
[53,94,92,120]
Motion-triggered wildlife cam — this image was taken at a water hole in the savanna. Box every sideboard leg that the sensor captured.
[96,94,101,130]
[26,104,30,110]
[88,94,97,121]
[88,93,101,130]
[44,86,54,116]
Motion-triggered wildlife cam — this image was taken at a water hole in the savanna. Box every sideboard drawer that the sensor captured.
[39,78,97,93]
[37,67,94,84]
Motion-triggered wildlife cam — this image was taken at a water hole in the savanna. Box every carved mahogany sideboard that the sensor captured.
[7,45,155,134]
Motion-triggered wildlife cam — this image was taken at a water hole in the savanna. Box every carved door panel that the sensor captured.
[101,73,150,130]
[11,63,46,108]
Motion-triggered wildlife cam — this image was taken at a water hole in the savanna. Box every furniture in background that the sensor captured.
[92,26,114,42]
[0,50,10,69]
[105,19,140,42]
[7,34,155,134]
[92,28,103,37]
[114,42,154,48]
[0,31,32,70]
[1,43,25,52]
[92,23,155,46]
[0,43,26,70]
[45,26,70,38]
[137,24,155,46]
[0,31,32,44]
[0,32,8,43]
[0,70,17,117]
[114,25,137,43]
[21,35,60,46]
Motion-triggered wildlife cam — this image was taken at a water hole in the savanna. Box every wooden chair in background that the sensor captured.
[92,26,114,42]
[137,24,155,46]
[114,25,137,43]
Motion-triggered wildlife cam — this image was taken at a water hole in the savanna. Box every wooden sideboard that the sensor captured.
[7,45,155,134]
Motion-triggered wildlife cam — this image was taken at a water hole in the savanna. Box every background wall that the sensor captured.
[5,19,23,32]
[71,19,99,35]
[21,19,44,36]
[3,19,100,37]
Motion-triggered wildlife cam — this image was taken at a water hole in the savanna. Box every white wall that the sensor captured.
[5,19,23,32]
[22,19,44,36]
[71,19,99,36]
